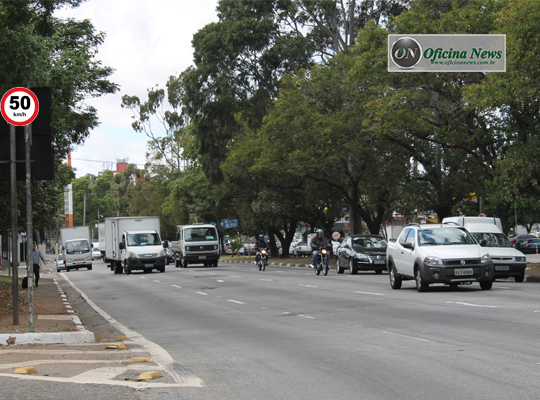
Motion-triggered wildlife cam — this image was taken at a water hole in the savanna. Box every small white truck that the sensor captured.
[442,216,527,282]
[171,223,220,268]
[104,216,168,275]
[60,226,92,272]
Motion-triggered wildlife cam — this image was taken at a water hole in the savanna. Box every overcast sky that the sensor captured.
[54,0,220,178]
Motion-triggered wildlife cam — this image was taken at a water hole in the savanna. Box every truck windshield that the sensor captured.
[472,232,512,247]
[127,233,161,246]
[65,240,90,254]
[185,228,217,242]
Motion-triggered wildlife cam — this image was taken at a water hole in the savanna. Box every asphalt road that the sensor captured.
[61,259,540,400]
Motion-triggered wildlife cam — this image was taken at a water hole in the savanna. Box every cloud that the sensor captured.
[55,0,219,177]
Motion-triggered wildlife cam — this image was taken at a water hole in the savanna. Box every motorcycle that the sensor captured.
[315,248,329,276]
[257,249,268,271]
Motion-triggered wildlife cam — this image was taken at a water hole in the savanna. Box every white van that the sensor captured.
[442,216,527,282]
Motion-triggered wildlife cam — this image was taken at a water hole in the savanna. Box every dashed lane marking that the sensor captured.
[228,300,245,305]
[196,292,207,295]
[446,301,498,308]
[171,285,182,289]
[354,291,384,296]
[382,331,431,342]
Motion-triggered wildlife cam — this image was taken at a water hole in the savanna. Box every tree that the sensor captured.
[0,0,118,233]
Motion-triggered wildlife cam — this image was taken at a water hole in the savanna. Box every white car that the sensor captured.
[56,254,65,272]
[92,247,101,260]
[386,223,494,292]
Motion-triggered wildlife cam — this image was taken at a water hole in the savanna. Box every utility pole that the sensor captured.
[10,124,19,325]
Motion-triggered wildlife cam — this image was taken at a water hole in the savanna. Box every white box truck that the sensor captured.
[104,216,167,275]
[98,221,106,259]
[60,226,92,272]
[442,216,527,282]
[171,223,220,268]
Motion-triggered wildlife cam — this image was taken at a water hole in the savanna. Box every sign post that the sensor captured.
[1,87,39,328]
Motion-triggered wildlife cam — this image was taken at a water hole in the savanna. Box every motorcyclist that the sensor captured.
[311,229,330,268]
[254,234,269,264]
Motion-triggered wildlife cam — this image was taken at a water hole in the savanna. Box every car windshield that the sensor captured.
[472,232,512,247]
[65,240,90,254]
[127,233,161,246]
[418,228,477,246]
[184,227,217,242]
[351,237,387,249]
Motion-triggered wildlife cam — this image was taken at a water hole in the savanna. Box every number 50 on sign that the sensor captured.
[1,87,39,126]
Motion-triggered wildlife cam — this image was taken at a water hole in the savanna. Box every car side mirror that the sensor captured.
[402,242,414,250]
[119,242,125,250]
[163,240,169,248]
[479,240,487,247]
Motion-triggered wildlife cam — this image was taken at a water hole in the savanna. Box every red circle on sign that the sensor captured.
[1,87,39,126]
[478,212,487,217]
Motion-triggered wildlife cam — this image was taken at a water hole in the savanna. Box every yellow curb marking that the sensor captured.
[114,336,129,341]
[129,358,153,363]
[13,367,37,374]
[137,371,163,381]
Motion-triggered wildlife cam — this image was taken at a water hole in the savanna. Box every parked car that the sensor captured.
[509,234,536,248]
[516,238,540,254]
[295,242,311,257]
[56,254,65,272]
[336,235,387,274]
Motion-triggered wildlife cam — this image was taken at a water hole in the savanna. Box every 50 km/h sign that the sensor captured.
[1,87,39,126]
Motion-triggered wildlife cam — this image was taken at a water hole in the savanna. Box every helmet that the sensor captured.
[316,229,324,238]
[259,234,264,241]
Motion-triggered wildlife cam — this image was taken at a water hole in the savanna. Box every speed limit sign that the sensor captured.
[1,87,39,126]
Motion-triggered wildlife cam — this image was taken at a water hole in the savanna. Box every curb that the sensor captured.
[0,276,95,345]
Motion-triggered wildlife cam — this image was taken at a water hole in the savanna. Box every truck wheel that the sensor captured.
[389,264,402,289]
[415,267,429,292]
[174,254,180,268]
[515,273,524,283]
[213,261,218,267]
[124,261,131,275]
[182,260,188,268]
[159,266,165,273]
[88,266,92,271]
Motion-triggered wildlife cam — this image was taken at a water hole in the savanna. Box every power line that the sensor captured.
[70,157,146,167]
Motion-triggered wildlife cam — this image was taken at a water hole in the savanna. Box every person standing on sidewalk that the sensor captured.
[33,242,45,288]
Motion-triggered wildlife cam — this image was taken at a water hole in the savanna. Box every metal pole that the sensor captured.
[10,124,19,325]
[26,123,34,332]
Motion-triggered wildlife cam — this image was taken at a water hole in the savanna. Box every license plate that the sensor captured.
[455,268,473,276]
[374,260,385,264]
[495,265,510,271]
[76,262,83,265]
[200,256,206,259]
[145,264,153,268]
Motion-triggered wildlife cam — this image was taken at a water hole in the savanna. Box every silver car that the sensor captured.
[56,254,65,272]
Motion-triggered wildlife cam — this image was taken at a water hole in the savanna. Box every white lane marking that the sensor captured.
[172,285,182,289]
[230,276,241,278]
[496,286,510,289]
[298,315,315,319]
[283,312,291,314]
[196,292,208,295]
[446,301,498,308]
[354,291,384,296]
[354,325,363,327]
[228,300,245,305]
[299,284,318,288]
[382,331,431,342]
[153,280,161,283]
[207,272,216,275]
[534,311,540,313]
[139,276,146,279]
[260,279,273,281]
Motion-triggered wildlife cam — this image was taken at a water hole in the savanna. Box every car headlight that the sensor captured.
[481,254,491,264]
[66,258,73,263]
[158,249,166,257]
[356,253,369,261]
[185,246,190,251]
[515,256,526,262]
[424,256,443,266]
[128,251,139,258]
